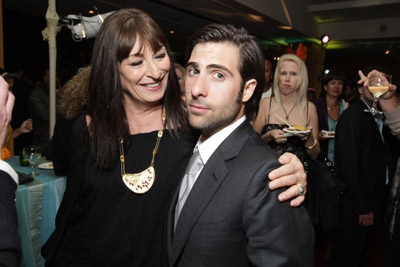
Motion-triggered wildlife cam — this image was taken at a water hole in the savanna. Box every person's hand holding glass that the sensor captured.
[358,70,393,115]
[23,145,41,177]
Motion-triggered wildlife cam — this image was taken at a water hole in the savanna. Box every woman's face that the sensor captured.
[278,61,299,96]
[119,40,171,106]
[324,79,343,98]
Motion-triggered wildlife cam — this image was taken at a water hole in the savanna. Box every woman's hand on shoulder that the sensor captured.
[268,152,306,207]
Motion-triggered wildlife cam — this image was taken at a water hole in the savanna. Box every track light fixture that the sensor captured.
[320,34,330,45]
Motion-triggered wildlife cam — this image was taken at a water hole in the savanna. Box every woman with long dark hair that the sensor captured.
[314,70,348,164]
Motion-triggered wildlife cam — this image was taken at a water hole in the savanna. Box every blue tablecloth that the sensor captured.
[6,156,66,267]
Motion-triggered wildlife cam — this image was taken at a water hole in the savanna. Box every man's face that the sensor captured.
[264,59,273,87]
[358,85,374,106]
[185,41,255,141]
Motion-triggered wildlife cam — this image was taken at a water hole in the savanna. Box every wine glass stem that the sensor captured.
[373,97,378,110]
[31,164,35,175]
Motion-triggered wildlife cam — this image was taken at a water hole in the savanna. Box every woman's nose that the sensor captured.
[146,60,161,79]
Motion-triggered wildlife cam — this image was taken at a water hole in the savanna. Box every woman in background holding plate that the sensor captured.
[314,69,348,164]
[253,54,320,163]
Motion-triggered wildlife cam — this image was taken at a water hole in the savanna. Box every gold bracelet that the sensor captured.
[305,137,317,150]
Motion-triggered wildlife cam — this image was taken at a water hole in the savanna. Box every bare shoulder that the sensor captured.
[307,101,317,111]
[307,101,318,115]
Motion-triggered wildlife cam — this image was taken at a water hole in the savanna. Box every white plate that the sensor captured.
[321,130,335,138]
[283,132,294,137]
[38,162,54,170]
[283,128,311,135]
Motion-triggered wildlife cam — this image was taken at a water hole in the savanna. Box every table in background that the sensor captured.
[6,156,66,267]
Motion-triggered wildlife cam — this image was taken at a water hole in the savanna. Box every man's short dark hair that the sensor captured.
[186,24,265,121]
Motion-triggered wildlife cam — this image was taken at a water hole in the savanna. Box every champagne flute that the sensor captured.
[365,73,391,115]
[23,146,41,177]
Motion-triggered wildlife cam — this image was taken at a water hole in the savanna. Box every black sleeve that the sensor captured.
[0,171,22,267]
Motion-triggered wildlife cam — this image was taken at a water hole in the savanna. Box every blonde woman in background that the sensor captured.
[253,54,320,163]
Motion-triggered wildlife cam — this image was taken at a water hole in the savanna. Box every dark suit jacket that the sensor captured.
[167,121,314,267]
[0,170,21,267]
[335,98,397,224]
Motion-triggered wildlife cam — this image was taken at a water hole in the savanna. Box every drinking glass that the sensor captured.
[365,73,391,115]
[23,146,41,177]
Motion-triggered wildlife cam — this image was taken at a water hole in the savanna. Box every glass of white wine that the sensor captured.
[365,73,392,115]
[23,146,41,177]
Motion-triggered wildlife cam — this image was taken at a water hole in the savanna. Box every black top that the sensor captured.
[0,170,22,267]
[42,115,197,266]
[261,124,308,163]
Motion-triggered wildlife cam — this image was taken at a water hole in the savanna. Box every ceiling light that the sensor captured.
[320,34,330,44]
[248,14,264,23]
[278,25,293,30]
[385,50,390,55]
[170,30,175,34]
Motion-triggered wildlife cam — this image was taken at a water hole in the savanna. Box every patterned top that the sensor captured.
[261,123,308,163]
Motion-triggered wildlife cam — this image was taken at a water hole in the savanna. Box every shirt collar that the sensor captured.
[0,160,18,185]
[360,97,371,109]
[195,116,246,165]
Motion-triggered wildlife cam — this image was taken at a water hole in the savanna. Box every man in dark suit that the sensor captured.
[167,24,314,267]
[0,76,22,266]
[328,70,397,266]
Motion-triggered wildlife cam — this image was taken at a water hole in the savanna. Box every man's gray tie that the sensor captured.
[174,148,203,229]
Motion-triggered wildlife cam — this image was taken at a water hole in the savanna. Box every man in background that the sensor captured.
[329,67,398,266]
[261,56,274,99]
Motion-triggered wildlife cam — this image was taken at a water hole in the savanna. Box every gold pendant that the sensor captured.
[122,166,155,194]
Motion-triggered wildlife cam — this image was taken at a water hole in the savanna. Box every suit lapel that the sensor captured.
[167,121,254,266]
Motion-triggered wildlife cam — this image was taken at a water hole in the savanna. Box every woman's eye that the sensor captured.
[155,53,166,59]
[130,60,142,67]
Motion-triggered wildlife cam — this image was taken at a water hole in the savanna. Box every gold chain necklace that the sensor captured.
[119,114,165,194]
[327,104,339,111]
[281,101,297,121]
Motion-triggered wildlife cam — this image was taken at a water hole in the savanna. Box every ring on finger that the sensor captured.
[297,183,305,196]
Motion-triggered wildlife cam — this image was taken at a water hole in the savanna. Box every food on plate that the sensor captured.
[287,124,308,131]
[322,130,335,137]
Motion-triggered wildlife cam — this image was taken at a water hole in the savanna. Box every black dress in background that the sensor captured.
[42,115,197,266]
[261,123,308,163]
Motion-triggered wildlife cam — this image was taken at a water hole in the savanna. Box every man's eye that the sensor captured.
[188,69,198,75]
[213,72,224,79]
